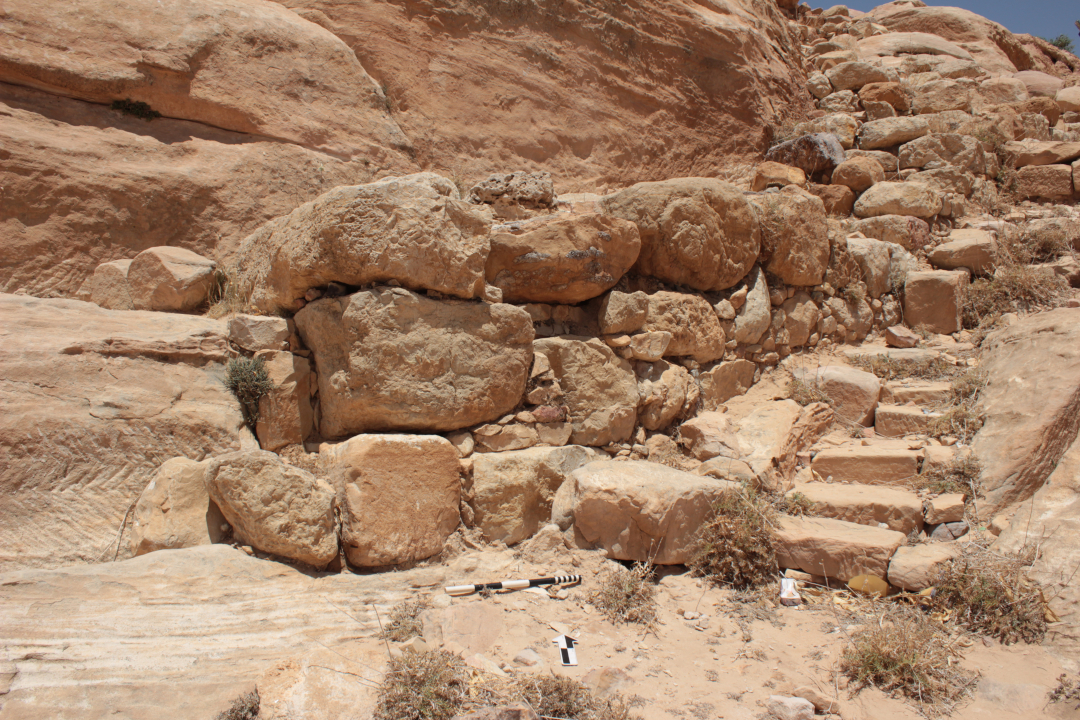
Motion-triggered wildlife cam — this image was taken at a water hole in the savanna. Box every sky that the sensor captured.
[832,1,1079,45]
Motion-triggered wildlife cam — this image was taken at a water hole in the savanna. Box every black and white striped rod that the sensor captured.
[444,574,582,596]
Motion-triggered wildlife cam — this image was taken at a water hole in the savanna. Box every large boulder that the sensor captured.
[469,445,600,545]
[845,237,892,298]
[205,450,338,567]
[635,360,700,431]
[562,460,736,564]
[295,288,533,437]
[974,309,1080,513]
[324,434,459,567]
[774,515,905,582]
[899,134,987,174]
[228,314,291,353]
[533,337,637,447]
[485,213,640,304]
[832,156,885,194]
[857,32,975,65]
[1013,71,1065,98]
[599,178,760,292]
[791,365,881,427]
[859,81,911,113]
[751,161,808,191]
[858,117,929,150]
[795,114,859,150]
[854,182,942,219]
[128,246,217,313]
[130,458,226,556]
[748,187,830,286]
[765,133,847,175]
[911,79,972,114]
[1016,165,1075,202]
[641,291,726,362]
[236,174,491,314]
[0,294,243,572]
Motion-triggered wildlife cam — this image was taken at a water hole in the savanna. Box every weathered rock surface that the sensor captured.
[811,445,921,486]
[0,294,243,571]
[486,213,640,304]
[598,290,649,335]
[1016,165,1075,202]
[470,445,600,546]
[854,182,942,219]
[899,134,987,174]
[205,450,338,567]
[927,230,997,275]
[534,337,637,447]
[888,543,962,591]
[866,6,1021,75]
[765,133,847,175]
[875,405,940,437]
[254,350,313,452]
[641,291,726,362]
[904,270,967,335]
[749,187,830,286]
[974,309,1080,513]
[130,458,225,556]
[845,237,892,298]
[858,117,929,150]
[751,161,808,191]
[86,259,134,311]
[599,178,760,291]
[783,292,823,347]
[848,215,931,250]
[680,413,743,461]
[832,156,885,194]
[565,461,736,564]
[228,314,291,353]
[237,174,491,313]
[128,247,217,313]
[733,265,772,345]
[790,482,923,534]
[737,401,833,492]
[825,62,893,92]
[700,360,758,410]
[295,288,533,437]
[325,434,459,567]
[792,365,881,427]
[774,515,905,582]
[635,360,699,431]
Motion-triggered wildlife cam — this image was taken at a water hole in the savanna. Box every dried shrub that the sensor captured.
[963,266,1069,329]
[690,486,778,590]
[215,690,259,720]
[840,609,976,713]
[380,597,431,642]
[206,265,249,319]
[1000,226,1074,266]
[375,651,469,720]
[776,491,817,517]
[926,406,984,444]
[788,377,833,407]
[1049,674,1080,710]
[932,544,1049,645]
[592,562,657,626]
[508,675,636,720]
[915,456,982,498]
[224,356,274,427]
[850,354,954,382]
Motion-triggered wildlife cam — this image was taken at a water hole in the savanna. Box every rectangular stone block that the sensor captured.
[903,270,967,335]
[874,404,941,437]
[811,445,921,485]
[774,515,906,582]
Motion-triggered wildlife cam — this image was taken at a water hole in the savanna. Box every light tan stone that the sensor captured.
[792,365,881,427]
[205,450,337,567]
[854,182,942,219]
[882,381,952,405]
[832,156,885,193]
[88,259,134,311]
[600,178,760,291]
[847,214,931,250]
[927,230,996,275]
[875,404,941,437]
[887,543,962,590]
[128,246,217,313]
[811,445,922,485]
[700,360,757,410]
[790,482,923,534]
[925,493,966,524]
[598,291,649,334]
[228,315,291,353]
[1001,140,1080,167]
[774,515,905,582]
[629,331,672,362]
[733,265,771,345]
[748,187,830,286]
[845,237,892,298]
[885,325,920,348]
[635,360,699,431]
[738,401,833,492]
[859,81,910,113]
[1057,86,1080,113]
[473,424,539,453]
[857,117,929,150]
[898,133,987,174]
[325,434,459,567]
[566,460,737,565]
[295,288,533,437]
[782,292,822,348]
[130,458,225,556]
[750,162,807,191]
[486,213,640,304]
[642,292,726,362]
[826,61,893,92]
[795,114,859,149]
[1016,165,1075,202]
[469,445,600,545]
[254,350,313,452]
[534,337,637,447]
[680,412,743,461]
[903,270,967,334]
[536,421,573,447]
[912,79,971,114]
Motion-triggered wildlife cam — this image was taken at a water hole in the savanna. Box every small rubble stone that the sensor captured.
[929,520,970,541]
[925,493,966,524]
[751,161,807,191]
[767,695,815,720]
[885,325,919,348]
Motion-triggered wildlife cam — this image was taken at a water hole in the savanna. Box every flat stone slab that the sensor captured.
[774,515,906,582]
[812,445,922,485]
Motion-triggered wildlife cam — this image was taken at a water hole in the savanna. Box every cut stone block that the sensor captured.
[925,493,966,524]
[888,543,962,590]
[789,482,924,534]
[875,404,942,437]
[774,515,906,582]
[811,445,921,486]
[903,270,967,335]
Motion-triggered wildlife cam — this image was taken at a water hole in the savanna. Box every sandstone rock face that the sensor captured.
[978,76,1029,106]
[0,295,243,571]
[974,309,1080,513]
[867,6,1021,75]
[854,182,942,219]
[470,445,600,546]
[680,413,743,461]
[832,157,885,193]
[88,259,134,310]
[205,451,337,567]
[904,270,967,335]
[1014,71,1064,98]
[324,434,459,567]
[790,482,923,534]
[642,292,726,362]
[486,213,640,304]
[792,365,881,427]
[733,265,772,344]
[128,247,217,313]
[599,291,649,335]
[295,288,533,437]
[858,117,929,150]
[534,337,637,447]
[774,515,905,582]
[228,315,291,353]
[567,461,736,565]
[254,350,313,452]
[750,187,830,286]
[469,172,555,208]
[857,32,975,65]
[812,445,921,486]
[237,174,491,313]
[765,133,847,175]
[751,162,807,191]
[635,360,699,431]
[888,543,962,591]
[599,178,760,292]
[927,231,997,275]
[130,458,225,556]
[700,360,758,410]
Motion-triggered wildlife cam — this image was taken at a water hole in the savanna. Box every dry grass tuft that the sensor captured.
[690,486,778,590]
[850,354,954,382]
[963,266,1069,329]
[380,597,431,642]
[215,689,259,720]
[508,675,637,720]
[932,543,1049,645]
[206,265,249,319]
[915,455,982,498]
[776,491,817,517]
[840,609,977,713]
[789,377,833,407]
[592,562,658,626]
[924,368,988,443]
[1049,673,1080,710]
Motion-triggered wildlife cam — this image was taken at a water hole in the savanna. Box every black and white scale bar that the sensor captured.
[444,574,581,596]
[552,635,578,666]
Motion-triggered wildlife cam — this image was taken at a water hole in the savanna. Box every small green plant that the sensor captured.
[215,689,259,720]
[932,544,1049,645]
[1046,33,1075,53]
[592,562,657,626]
[380,597,430,642]
[840,609,976,713]
[375,651,468,720]
[111,98,162,120]
[224,357,274,427]
[689,486,778,590]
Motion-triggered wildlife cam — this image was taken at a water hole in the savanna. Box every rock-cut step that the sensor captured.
[874,404,944,437]
[787,482,923,534]
[811,444,922,485]
[774,515,906,582]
